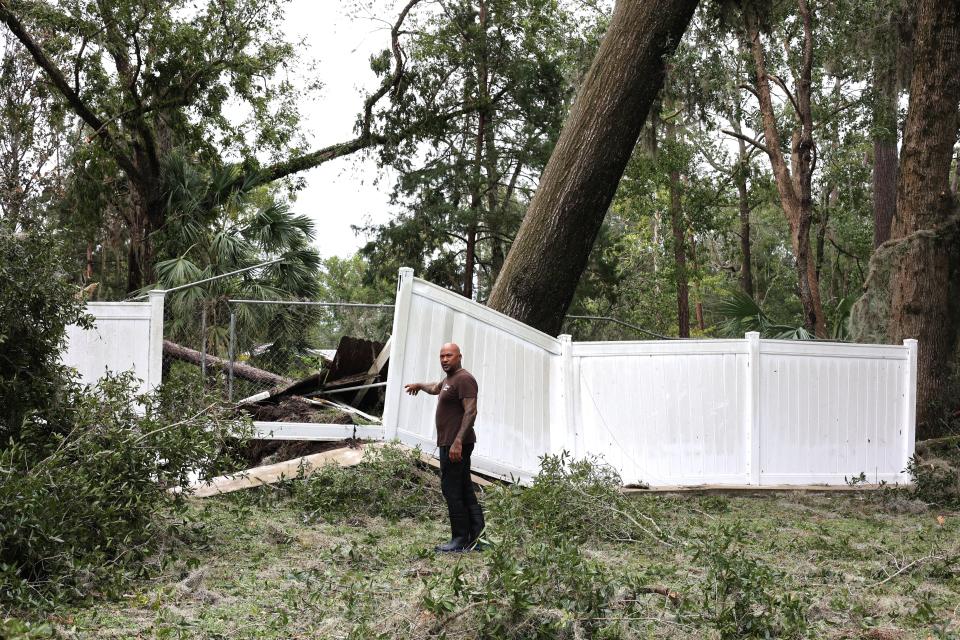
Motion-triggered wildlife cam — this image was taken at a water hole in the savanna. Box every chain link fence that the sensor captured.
[161,294,394,403]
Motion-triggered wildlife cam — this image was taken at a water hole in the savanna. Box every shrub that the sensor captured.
[908,443,960,508]
[0,228,90,443]
[290,443,444,522]
[689,522,810,639]
[485,451,665,545]
[0,369,251,611]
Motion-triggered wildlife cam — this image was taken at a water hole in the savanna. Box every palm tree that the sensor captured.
[150,154,323,378]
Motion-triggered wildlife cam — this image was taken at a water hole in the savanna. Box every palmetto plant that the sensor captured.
[149,154,322,373]
[714,289,814,340]
[714,289,852,341]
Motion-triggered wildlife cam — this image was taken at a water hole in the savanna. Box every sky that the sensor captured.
[280,1,401,259]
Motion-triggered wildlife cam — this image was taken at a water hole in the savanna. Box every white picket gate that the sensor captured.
[382,268,917,486]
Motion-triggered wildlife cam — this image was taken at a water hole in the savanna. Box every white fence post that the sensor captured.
[901,338,918,483]
[382,268,414,440]
[745,331,761,485]
[551,334,575,456]
[147,290,166,391]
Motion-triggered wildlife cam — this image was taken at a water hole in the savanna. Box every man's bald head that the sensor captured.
[439,342,463,373]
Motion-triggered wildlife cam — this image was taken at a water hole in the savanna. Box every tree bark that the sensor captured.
[487,0,698,334]
[872,37,899,248]
[162,340,292,387]
[743,4,826,336]
[731,106,754,298]
[887,0,960,436]
[666,118,690,337]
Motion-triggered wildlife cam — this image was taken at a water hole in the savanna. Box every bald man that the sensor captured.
[405,343,484,552]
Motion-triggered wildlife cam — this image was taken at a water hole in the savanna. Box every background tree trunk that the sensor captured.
[872,35,899,248]
[667,118,690,337]
[742,4,826,336]
[486,0,699,335]
[887,0,960,436]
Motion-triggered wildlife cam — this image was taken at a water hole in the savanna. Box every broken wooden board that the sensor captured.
[180,441,492,498]
[352,336,392,405]
[182,444,374,498]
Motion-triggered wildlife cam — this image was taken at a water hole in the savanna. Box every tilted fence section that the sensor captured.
[384,268,917,486]
[62,291,165,396]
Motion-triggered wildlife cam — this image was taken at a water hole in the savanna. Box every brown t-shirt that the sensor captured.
[435,368,478,447]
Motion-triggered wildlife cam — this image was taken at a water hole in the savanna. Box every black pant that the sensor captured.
[439,443,479,539]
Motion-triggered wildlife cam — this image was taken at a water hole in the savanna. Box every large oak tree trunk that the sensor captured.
[486,0,699,335]
[888,0,960,436]
[851,0,960,438]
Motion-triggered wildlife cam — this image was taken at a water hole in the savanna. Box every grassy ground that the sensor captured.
[48,477,959,639]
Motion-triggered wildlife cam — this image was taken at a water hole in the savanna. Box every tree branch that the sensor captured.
[0,1,140,180]
[222,0,427,195]
[722,129,769,156]
[769,73,802,120]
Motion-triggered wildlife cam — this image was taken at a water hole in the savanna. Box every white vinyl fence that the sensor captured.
[62,291,165,396]
[62,271,917,487]
[383,268,917,486]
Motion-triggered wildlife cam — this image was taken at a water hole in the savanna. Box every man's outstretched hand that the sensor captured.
[404,383,420,395]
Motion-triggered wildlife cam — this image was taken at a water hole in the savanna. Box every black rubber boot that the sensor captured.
[467,503,486,550]
[436,510,471,553]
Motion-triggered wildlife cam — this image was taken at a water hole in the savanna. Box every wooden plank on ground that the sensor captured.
[183,444,381,498]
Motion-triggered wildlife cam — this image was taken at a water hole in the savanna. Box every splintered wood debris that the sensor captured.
[179,442,492,498]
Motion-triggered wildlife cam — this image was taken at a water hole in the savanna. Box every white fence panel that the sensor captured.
[757,340,915,485]
[383,269,559,481]
[572,341,750,486]
[382,270,916,487]
[62,291,165,395]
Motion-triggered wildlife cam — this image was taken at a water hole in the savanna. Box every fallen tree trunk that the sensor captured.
[162,339,293,388]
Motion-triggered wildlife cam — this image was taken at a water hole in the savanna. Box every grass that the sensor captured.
[39,474,960,639]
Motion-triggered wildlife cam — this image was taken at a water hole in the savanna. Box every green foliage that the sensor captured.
[0,228,90,442]
[422,531,626,638]
[486,451,657,545]
[689,522,810,639]
[290,444,443,523]
[908,444,960,508]
[0,369,252,611]
[714,288,814,339]
[362,0,585,298]
[0,228,251,611]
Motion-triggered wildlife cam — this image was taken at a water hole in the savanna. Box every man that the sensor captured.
[404,342,484,552]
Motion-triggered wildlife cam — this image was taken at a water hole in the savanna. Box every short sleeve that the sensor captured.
[457,373,478,399]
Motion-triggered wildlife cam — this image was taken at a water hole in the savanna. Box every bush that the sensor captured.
[422,530,627,639]
[0,229,252,611]
[908,439,960,508]
[290,443,444,522]
[0,228,89,443]
[0,369,251,611]
[485,451,665,545]
[688,522,810,639]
